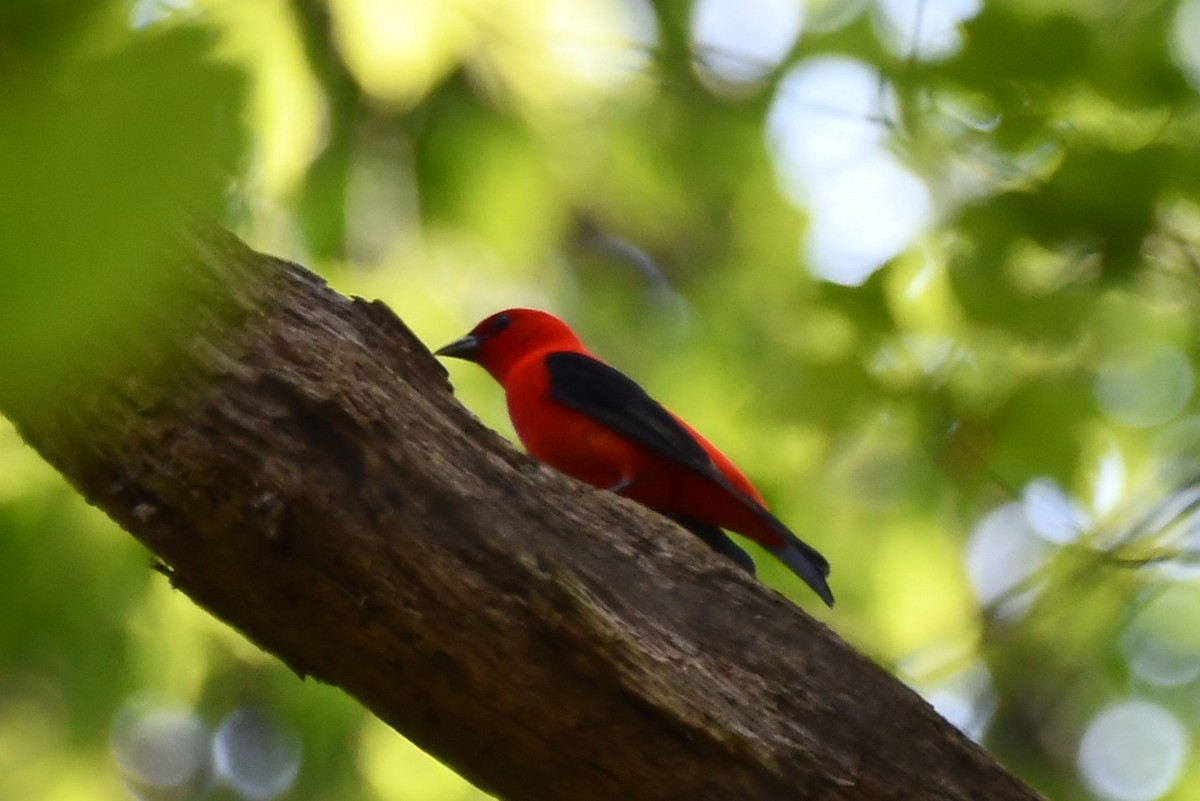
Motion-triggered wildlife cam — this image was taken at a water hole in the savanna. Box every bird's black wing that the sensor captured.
[544,351,720,479]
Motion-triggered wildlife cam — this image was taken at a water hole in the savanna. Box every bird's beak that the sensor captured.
[434,334,482,361]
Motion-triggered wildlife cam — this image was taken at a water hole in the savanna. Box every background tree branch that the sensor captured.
[1,225,1043,801]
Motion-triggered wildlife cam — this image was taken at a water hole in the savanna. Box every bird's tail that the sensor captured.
[755,507,835,607]
[701,469,834,606]
[667,515,757,576]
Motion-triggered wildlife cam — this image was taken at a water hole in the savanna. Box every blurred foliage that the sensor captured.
[6,0,1200,799]
[0,6,246,418]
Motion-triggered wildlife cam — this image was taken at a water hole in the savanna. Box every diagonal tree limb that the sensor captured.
[1,224,1044,801]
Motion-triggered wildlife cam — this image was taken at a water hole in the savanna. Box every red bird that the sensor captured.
[435,309,833,606]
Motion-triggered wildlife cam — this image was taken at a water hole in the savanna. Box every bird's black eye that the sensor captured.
[490,314,511,333]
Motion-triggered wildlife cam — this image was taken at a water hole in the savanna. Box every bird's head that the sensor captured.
[435,308,585,382]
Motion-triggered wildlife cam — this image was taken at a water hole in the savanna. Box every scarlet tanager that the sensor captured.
[435,309,833,606]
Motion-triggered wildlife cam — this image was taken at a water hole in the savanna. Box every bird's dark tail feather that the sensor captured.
[668,515,757,576]
[756,507,835,607]
[691,467,834,606]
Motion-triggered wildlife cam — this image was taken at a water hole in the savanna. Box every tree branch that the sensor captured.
[2,225,1044,801]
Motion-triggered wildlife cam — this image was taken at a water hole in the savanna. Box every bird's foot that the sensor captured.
[606,477,633,495]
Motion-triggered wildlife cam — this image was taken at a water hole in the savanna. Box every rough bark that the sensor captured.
[2,225,1044,801]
